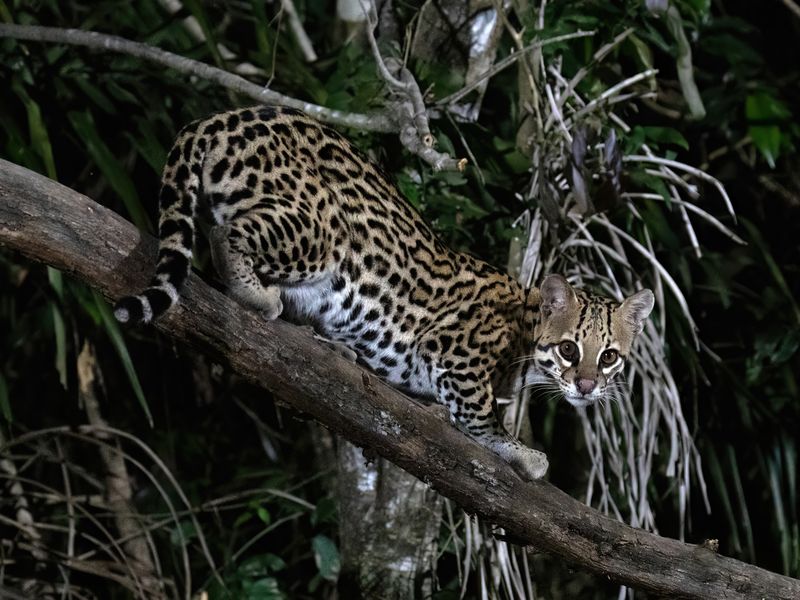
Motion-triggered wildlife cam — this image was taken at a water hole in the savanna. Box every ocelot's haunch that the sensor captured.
[114,105,654,480]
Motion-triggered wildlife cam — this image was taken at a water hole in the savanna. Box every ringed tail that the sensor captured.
[114,121,204,325]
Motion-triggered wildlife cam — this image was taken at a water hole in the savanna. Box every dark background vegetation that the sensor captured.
[1,0,798,597]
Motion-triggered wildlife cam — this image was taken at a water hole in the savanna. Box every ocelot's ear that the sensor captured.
[540,274,577,317]
[619,289,655,335]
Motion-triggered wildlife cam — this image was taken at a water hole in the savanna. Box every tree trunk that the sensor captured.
[337,443,442,599]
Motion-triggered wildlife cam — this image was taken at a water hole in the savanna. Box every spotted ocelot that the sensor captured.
[114,105,654,480]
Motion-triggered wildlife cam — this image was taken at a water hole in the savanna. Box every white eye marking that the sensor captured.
[557,340,582,365]
[596,347,620,368]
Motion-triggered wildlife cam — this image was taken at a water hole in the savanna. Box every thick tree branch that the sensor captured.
[1,160,799,599]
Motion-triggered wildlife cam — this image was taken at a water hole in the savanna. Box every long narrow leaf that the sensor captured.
[0,373,10,422]
[704,444,742,554]
[727,445,756,562]
[68,110,152,232]
[92,289,153,426]
[47,267,68,389]
[11,77,57,179]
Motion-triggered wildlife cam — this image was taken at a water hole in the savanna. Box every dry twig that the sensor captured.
[77,341,164,598]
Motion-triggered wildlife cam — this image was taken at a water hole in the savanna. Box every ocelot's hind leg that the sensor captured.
[209,194,337,320]
[209,224,283,320]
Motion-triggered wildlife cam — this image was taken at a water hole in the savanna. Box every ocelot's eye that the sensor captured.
[558,341,578,360]
[600,349,619,365]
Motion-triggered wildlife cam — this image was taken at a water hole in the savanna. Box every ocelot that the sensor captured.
[114,105,654,480]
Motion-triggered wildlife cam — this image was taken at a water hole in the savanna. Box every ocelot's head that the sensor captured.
[532,274,654,407]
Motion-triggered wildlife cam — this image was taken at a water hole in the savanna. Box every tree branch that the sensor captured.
[0,22,466,171]
[0,23,387,132]
[1,159,799,599]
[358,0,467,171]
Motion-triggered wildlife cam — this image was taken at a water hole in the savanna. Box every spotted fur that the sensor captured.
[114,106,654,480]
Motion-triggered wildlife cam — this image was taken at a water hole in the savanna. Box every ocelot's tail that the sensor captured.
[114,122,204,325]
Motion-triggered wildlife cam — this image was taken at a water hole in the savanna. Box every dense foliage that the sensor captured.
[0,0,798,597]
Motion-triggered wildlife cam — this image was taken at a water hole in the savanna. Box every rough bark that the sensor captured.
[410,0,502,120]
[337,444,443,599]
[1,160,799,599]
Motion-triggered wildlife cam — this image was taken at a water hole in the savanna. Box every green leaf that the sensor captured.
[701,33,763,65]
[256,506,271,525]
[239,554,287,576]
[234,511,253,529]
[0,111,44,170]
[311,534,340,582]
[638,126,689,150]
[678,0,711,19]
[727,446,756,562]
[105,80,142,106]
[72,75,118,115]
[0,373,11,423]
[47,268,68,389]
[503,149,530,175]
[746,92,791,121]
[11,78,57,179]
[181,0,225,66]
[627,170,671,203]
[704,444,742,554]
[746,93,791,168]
[311,497,337,526]
[397,172,421,207]
[742,220,800,323]
[243,577,284,600]
[92,290,153,425]
[170,520,198,547]
[68,110,152,232]
[624,126,647,155]
[749,125,780,168]
[129,117,168,175]
[49,301,68,389]
[628,33,654,74]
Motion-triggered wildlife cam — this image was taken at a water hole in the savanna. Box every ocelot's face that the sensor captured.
[532,275,654,408]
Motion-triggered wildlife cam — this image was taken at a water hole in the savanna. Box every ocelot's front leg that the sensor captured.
[436,371,548,481]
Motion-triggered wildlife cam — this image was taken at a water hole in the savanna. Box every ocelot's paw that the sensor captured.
[507,447,549,481]
[258,286,284,321]
[486,437,549,481]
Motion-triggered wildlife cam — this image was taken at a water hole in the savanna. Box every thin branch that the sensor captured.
[0,23,390,132]
[0,430,47,563]
[278,0,318,62]
[157,0,264,76]
[0,23,471,171]
[2,159,800,599]
[358,0,466,171]
[567,69,658,124]
[77,341,164,597]
[435,30,595,109]
[624,154,735,219]
[779,0,800,20]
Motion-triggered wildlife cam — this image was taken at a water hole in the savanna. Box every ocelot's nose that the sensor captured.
[576,378,596,395]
